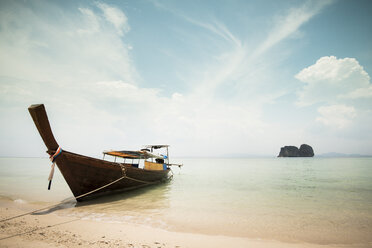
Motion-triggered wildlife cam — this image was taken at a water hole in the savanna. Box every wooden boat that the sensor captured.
[28,104,176,201]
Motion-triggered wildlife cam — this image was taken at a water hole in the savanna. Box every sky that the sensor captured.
[0,0,372,158]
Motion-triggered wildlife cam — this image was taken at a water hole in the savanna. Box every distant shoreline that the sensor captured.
[316,153,372,158]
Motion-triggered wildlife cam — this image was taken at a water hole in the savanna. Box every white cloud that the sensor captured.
[96,2,130,36]
[171,92,183,101]
[0,1,137,85]
[296,56,372,131]
[296,56,371,106]
[316,104,356,129]
[87,80,269,156]
[77,7,100,34]
[0,1,138,156]
[342,85,372,99]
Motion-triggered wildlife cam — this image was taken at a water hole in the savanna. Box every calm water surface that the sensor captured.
[1,157,372,245]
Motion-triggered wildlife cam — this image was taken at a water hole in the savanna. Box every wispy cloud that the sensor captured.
[316,104,356,129]
[178,0,334,101]
[182,17,242,47]
[251,0,334,58]
[96,2,130,36]
[77,7,100,34]
[150,0,241,47]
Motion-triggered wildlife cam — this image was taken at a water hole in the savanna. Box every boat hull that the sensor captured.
[56,151,170,201]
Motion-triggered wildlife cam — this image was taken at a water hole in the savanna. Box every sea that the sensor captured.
[0,157,371,246]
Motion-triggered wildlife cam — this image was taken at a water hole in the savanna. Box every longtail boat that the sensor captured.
[28,104,180,201]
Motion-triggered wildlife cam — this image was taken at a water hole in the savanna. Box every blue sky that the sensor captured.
[0,0,371,157]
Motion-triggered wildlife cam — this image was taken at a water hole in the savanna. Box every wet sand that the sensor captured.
[0,199,369,248]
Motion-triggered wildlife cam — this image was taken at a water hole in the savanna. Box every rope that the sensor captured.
[119,163,127,177]
[48,147,62,190]
[118,163,160,185]
[74,175,126,200]
[0,163,170,223]
[0,219,79,241]
[0,200,74,222]
[50,147,62,162]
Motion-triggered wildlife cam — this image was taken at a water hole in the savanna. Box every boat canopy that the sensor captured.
[103,150,163,159]
[144,145,169,149]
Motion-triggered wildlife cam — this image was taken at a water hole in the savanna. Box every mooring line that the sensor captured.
[0,219,79,241]
[1,161,170,223]
[0,200,74,223]
[1,175,163,222]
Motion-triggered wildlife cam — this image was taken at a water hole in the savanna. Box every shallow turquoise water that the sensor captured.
[1,157,372,245]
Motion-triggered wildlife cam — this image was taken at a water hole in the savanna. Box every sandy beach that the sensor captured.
[0,199,369,248]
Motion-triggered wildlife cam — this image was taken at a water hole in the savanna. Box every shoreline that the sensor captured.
[1,199,370,248]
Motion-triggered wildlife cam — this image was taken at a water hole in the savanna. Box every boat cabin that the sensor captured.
[103,145,170,171]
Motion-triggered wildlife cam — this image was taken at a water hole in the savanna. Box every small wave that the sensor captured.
[61,210,169,229]
[14,199,27,204]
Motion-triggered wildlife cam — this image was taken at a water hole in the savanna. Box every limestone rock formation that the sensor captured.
[299,144,314,157]
[278,144,314,157]
[278,146,299,157]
